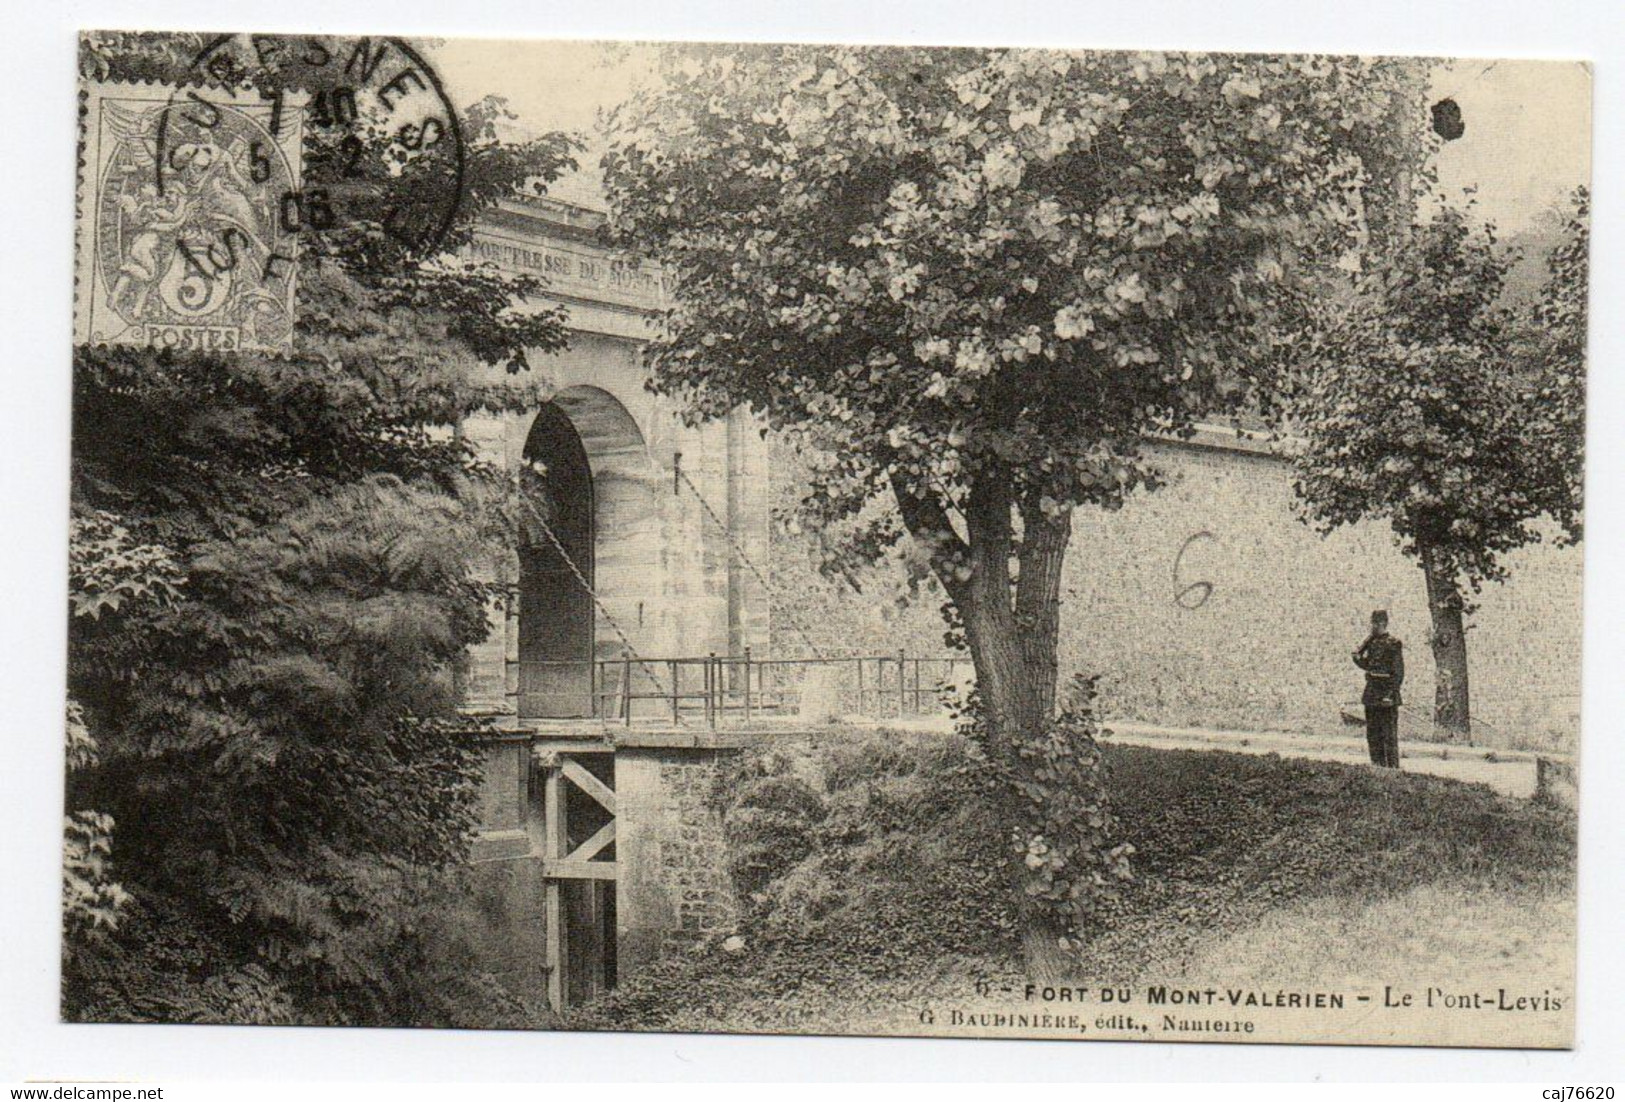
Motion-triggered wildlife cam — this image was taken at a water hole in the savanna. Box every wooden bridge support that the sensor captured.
[466,729,743,1013]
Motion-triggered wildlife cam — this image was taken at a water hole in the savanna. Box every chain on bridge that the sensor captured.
[518,489,675,710]
[673,460,825,660]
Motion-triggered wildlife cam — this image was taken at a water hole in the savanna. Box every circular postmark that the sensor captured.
[156,34,466,262]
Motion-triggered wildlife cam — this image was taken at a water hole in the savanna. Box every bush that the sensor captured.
[755,735,1017,961]
[64,880,555,1030]
[722,770,827,897]
[955,674,1135,939]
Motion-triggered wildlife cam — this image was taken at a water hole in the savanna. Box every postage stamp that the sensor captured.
[74,81,306,354]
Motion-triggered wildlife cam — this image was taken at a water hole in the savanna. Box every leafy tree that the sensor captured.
[64,700,131,961]
[68,33,573,1024]
[63,512,186,968]
[1289,197,1585,736]
[1525,187,1588,539]
[603,45,1432,931]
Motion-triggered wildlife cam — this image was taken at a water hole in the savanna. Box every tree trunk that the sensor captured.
[1420,542,1471,739]
[895,473,1071,749]
[1009,497,1071,732]
[890,470,1076,940]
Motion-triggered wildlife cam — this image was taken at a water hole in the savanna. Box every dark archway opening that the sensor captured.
[519,402,596,718]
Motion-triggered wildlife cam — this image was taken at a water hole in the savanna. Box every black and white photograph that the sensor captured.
[21,16,1608,1078]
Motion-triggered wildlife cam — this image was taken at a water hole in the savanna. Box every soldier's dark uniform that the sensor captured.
[1354,627,1405,769]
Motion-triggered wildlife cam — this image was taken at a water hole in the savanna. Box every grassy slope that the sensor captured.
[572,734,1575,1034]
[1168,882,1574,993]
[1047,745,1574,983]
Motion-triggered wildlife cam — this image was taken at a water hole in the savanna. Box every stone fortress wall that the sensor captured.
[767,430,1583,753]
[451,184,1581,753]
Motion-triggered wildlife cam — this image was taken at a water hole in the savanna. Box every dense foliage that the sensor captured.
[605,48,1430,517]
[66,33,573,1025]
[1289,195,1586,732]
[950,676,1134,938]
[573,732,1573,1032]
[604,44,1432,932]
[63,699,130,960]
[1524,188,1589,541]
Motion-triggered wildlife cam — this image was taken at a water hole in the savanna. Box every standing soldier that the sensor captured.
[1353,610,1404,768]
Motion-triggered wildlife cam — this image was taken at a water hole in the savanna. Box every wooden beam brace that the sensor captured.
[545,859,619,881]
[561,758,617,815]
[563,819,616,863]
[543,765,565,1012]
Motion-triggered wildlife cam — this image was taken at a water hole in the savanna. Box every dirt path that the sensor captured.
[1106,721,1545,798]
[851,713,1557,799]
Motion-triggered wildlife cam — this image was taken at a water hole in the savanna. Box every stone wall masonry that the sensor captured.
[768,436,1583,752]
[466,852,550,996]
[728,408,775,659]
[465,735,743,1004]
[685,415,735,659]
[1059,440,1582,748]
[615,744,741,971]
[466,736,548,996]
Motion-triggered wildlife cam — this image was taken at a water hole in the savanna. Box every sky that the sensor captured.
[431,40,1591,234]
[1430,57,1592,232]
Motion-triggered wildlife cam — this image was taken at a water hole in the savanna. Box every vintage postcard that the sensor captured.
[64,32,1588,1049]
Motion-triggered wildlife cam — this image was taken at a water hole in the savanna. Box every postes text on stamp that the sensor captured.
[75,81,306,354]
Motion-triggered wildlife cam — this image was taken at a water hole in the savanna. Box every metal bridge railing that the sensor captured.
[516,651,973,728]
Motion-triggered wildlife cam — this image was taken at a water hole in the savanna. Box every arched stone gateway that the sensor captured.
[517,386,661,719]
[458,192,773,1011]
[517,401,595,718]
[465,374,761,1008]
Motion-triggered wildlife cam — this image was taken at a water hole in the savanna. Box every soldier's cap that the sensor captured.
[1371,609,1389,621]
